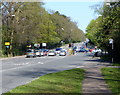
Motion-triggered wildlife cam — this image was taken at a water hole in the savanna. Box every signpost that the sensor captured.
[34,44,40,48]
[42,43,47,49]
[109,39,114,63]
[61,40,63,46]
[5,42,10,46]
[5,42,10,56]
[42,43,46,47]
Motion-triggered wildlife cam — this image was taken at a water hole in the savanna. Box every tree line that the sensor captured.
[1,2,85,56]
[86,1,120,62]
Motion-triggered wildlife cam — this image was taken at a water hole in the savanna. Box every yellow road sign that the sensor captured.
[5,42,10,45]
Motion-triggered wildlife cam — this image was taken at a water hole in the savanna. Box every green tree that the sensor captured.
[86,1,120,62]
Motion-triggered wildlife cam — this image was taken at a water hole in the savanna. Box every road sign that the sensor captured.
[109,39,113,44]
[5,42,10,46]
[6,46,10,48]
[27,45,31,48]
[42,43,46,47]
[86,38,89,42]
[34,44,40,47]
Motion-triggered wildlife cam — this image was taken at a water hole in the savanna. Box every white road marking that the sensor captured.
[38,62,44,64]
[0,56,66,72]
[14,62,30,66]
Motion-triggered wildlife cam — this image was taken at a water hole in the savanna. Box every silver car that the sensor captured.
[26,49,36,58]
[59,50,66,56]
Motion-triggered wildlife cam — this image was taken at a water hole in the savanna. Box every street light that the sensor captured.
[61,28,64,31]
[106,2,110,6]
[12,15,15,17]
[47,21,52,48]
[69,29,73,43]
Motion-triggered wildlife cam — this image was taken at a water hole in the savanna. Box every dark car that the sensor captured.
[55,48,63,54]
[35,49,41,57]
[79,47,89,52]
[40,49,49,56]
[26,49,36,58]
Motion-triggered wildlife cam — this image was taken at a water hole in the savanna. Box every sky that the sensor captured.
[43,1,103,33]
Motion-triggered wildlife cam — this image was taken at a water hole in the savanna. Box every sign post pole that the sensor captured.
[109,39,114,63]
[5,42,10,57]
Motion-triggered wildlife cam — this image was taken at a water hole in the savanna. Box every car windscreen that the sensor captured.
[27,50,33,52]
[56,48,62,51]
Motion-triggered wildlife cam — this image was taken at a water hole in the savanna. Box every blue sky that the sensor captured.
[43,2,103,33]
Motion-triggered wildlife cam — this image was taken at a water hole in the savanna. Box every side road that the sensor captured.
[77,57,117,94]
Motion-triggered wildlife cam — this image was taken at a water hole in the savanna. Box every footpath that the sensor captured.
[77,57,116,95]
[0,55,26,61]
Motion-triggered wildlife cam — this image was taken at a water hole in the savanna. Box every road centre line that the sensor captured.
[0,56,66,73]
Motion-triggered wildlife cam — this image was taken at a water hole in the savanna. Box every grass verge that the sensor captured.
[101,67,120,95]
[100,54,111,62]
[112,63,120,66]
[4,68,85,94]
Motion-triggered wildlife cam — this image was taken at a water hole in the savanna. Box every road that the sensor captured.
[1,43,93,93]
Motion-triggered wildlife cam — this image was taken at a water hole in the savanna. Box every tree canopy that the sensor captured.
[86,1,120,62]
[1,2,85,56]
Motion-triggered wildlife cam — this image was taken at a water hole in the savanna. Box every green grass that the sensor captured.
[5,68,85,95]
[101,67,120,95]
[112,63,120,66]
[101,54,111,62]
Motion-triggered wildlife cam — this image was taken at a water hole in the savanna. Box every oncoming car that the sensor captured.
[59,50,66,56]
[35,49,41,57]
[55,48,62,54]
[48,51,56,56]
[26,49,36,58]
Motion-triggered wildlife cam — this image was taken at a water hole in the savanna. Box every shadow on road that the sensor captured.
[84,59,102,62]
[7,68,64,78]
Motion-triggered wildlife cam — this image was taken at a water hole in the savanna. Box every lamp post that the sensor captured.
[47,21,52,48]
[10,15,15,56]
[69,29,73,43]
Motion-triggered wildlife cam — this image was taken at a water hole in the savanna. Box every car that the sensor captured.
[59,50,66,56]
[35,49,41,57]
[92,48,102,53]
[92,48,102,57]
[89,48,94,52]
[26,49,36,58]
[79,47,89,52]
[55,48,63,54]
[61,49,67,52]
[40,49,48,56]
[43,49,49,56]
[48,51,56,56]
[76,47,80,52]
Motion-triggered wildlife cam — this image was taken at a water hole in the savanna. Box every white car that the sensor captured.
[59,50,66,56]
[40,51,44,56]
[48,51,56,56]
[92,48,102,57]
[76,48,80,52]
[35,50,41,57]
[92,49,102,53]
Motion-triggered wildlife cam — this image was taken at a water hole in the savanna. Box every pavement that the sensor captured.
[0,55,26,61]
[77,57,114,95]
